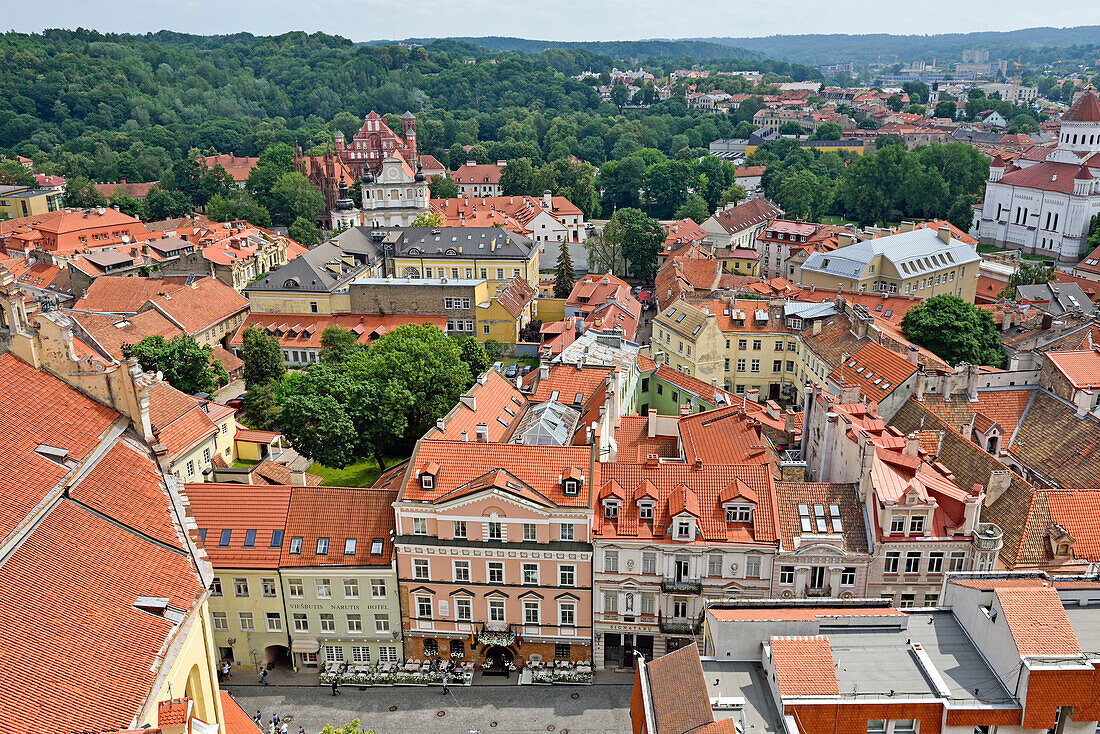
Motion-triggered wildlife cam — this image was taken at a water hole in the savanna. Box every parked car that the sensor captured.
[522,365,535,375]
[225,397,244,411]
[492,361,504,372]
[505,363,519,378]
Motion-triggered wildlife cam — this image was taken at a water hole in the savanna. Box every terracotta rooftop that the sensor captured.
[73,275,192,312]
[145,276,250,335]
[280,486,398,567]
[1044,349,1100,390]
[775,481,868,553]
[425,369,528,443]
[186,483,293,569]
[641,643,739,734]
[228,312,447,351]
[770,635,840,696]
[995,586,1082,657]
[1062,88,1100,122]
[708,198,782,235]
[828,340,918,401]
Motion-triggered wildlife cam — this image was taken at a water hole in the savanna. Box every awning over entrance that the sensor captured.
[291,638,320,653]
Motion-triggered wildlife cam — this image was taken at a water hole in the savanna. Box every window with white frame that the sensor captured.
[910,515,925,533]
[639,502,654,520]
[949,552,965,571]
[454,560,471,582]
[488,561,504,584]
[416,596,432,618]
[413,517,427,535]
[642,552,657,574]
[726,505,753,523]
[779,566,794,585]
[488,599,505,622]
[379,646,398,663]
[524,600,540,624]
[841,567,856,586]
[604,501,620,519]
[315,578,332,598]
[212,611,228,630]
[641,593,655,615]
[238,612,255,631]
[676,520,692,539]
[560,565,575,587]
[487,521,503,540]
[210,577,223,596]
[455,597,472,621]
[890,515,905,533]
[319,614,335,633]
[707,554,723,577]
[746,555,762,578]
[343,578,359,599]
[262,578,278,597]
[927,552,944,573]
[604,592,618,614]
[352,646,370,664]
[453,520,466,538]
[371,578,386,598]
[523,523,537,542]
[325,645,343,662]
[293,613,308,632]
[266,612,282,632]
[884,552,900,573]
[346,614,362,633]
[522,563,539,585]
[905,551,921,574]
[560,523,574,541]
[233,578,249,597]
[375,613,390,633]
[604,550,619,572]
[559,601,576,627]
[413,559,429,580]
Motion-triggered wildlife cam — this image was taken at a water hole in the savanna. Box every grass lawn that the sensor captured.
[308,457,406,487]
[232,459,260,469]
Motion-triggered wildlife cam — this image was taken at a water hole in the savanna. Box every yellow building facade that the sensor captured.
[207,569,291,671]
[0,185,62,220]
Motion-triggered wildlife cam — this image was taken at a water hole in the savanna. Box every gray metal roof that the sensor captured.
[784,301,839,319]
[245,229,380,294]
[802,227,980,279]
[1016,282,1097,315]
[386,227,537,261]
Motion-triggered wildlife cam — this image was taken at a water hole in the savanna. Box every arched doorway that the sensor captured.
[184,663,208,722]
[264,645,291,669]
[482,646,514,677]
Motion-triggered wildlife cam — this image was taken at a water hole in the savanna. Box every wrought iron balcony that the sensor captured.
[661,577,702,594]
[659,617,702,634]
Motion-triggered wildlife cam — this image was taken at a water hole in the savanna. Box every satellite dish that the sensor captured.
[122,235,130,243]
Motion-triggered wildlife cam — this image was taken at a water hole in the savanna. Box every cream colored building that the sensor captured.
[798,227,981,303]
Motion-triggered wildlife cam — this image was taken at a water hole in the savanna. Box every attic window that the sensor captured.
[799,503,811,532]
[668,308,677,317]
[604,500,620,519]
[574,392,584,405]
[675,313,686,323]
[316,538,329,555]
[289,536,303,554]
[421,473,434,489]
[726,505,753,523]
[271,530,284,548]
[34,444,71,465]
[218,529,232,547]
[692,325,702,335]
[243,529,257,548]
[829,504,843,532]
[344,538,357,555]
[814,504,828,532]
[550,390,560,401]
[371,538,384,555]
[563,479,579,496]
[198,529,207,543]
[639,502,655,520]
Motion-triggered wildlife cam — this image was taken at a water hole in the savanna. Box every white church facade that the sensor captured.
[976,88,1100,262]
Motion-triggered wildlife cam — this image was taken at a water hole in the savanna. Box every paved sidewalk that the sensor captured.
[229,666,635,688]
[226,682,632,734]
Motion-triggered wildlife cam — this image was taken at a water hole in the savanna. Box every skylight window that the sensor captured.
[218,529,232,547]
[371,538,384,555]
[344,538,356,555]
[271,530,284,548]
[814,504,828,532]
[692,325,702,335]
[243,529,257,548]
[884,310,893,318]
[574,392,584,405]
[668,308,677,317]
[289,537,303,554]
[882,382,892,390]
[675,313,686,323]
[550,390,560,401]
[798,504,811,532]
[829,504,843,532]
[198,529,207,543]
[316,537,329,555]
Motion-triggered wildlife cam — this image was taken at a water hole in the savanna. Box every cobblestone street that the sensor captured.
[226,682,633,734]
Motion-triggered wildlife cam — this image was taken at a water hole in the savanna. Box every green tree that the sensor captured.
[886,94,903,112]
[280,392,359,468]
[0,160,35,186]
[598,156,646,212]
[241,326,286,389]
[63,176,107,209]
[675,193,711,225]
[144,186,192,220]
[815,122,843,140]
[900,295,1006,368]
[107,188,146,219]
[499,157,540,196]
[999,262,1055,299]
[777,169,826,220]
[553,243,576,298]
[428,175,459,199]
[130,335,228,395]
[288,216,323,247]
[946,194,976,233]
[410,211,444,228]
[605,208,665,281]
[610,84,629,110]
[242,382,281,431]
[269,172,325,226]
[319,325,365,364]
[456,335,491,375]
[644,159,692,218]
[206,190,270,227]
[934,101,957,120]
[584,231,624,276]
[779,121,804,136]
[717,183,747,209]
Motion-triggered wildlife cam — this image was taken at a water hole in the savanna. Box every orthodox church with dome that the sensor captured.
[976,87,1100,262]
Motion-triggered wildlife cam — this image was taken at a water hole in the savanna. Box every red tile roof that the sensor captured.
[146,276,249,335]
[221,691,262,734]
[828,340,918,402]
[0,353,120,539]
[1063,89,1100,122]
[402,440,594,508]
[199,155,260,183]
[995,586,1082,657]
[595,463,775,544]
[148,381,218,462]
[999,161,1090,194]
[425,369,528,442]
[641,644,740,734]
[495,274,536,320]
[228,312,447,350]
[677,405,774,467]
[280,486,398,567]
[1044,349,1100,390]
[92,181,157,199]
[1044,488,1100,562]
[73,275,192,312]
[708,198,782,235]
[185,483,293,569]
[775,481,868,553]
[710,606,904,622]
[0,499,202,734]
[453,162,505,185]
[770,635,840,696]
[71,309,186,359]
[527,363,614,406]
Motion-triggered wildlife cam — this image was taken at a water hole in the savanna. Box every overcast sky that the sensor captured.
[5,0,1100,41]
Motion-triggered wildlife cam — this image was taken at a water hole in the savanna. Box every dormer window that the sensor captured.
[725,505,753,523]
[639,502,655,521]
[890,515,905,534]
[909,516,925,533]
[604,500,620,519]
[420,474,434,489]
[564,480,578,496]
[676,520,692,539]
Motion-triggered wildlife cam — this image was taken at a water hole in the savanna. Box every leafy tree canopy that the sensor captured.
[131,334,229,395]
[900,295,1006,368]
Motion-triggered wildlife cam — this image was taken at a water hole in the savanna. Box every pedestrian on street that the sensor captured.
[299,727,306,734]
[280,722,288,734]
[441,664,448,696]
[268,722,275,734]
[331,675,341,695]
[222,662,232,681]
[260,668,269,686]
[254,711,262,725]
